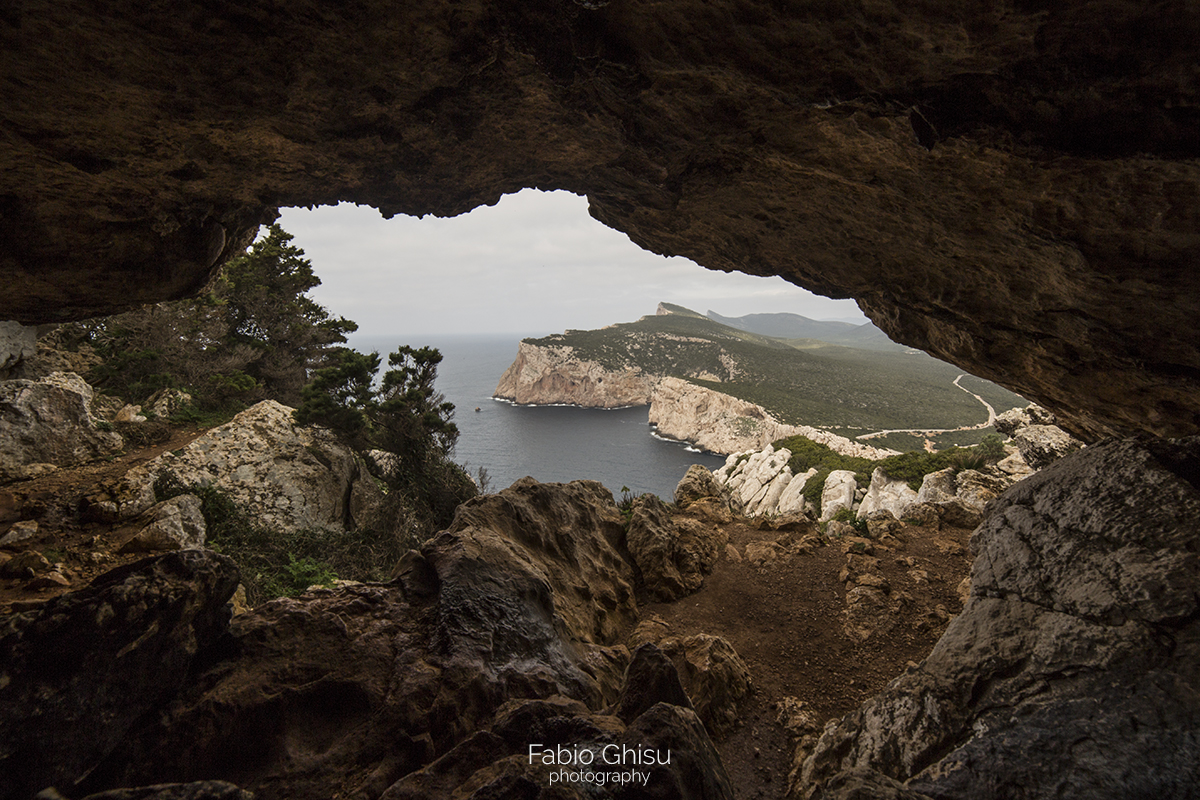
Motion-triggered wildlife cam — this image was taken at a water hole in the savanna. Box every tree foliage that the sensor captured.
[73,224,355,412]
[294,344,476,534]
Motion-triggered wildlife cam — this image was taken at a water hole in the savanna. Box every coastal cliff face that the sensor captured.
[649,377,896,458]
[492,340,657,407]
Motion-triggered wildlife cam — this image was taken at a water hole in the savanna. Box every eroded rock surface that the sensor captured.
[3,2,1199,438]
[626,493,726,601]
[796,437,1200,800]
[0,550,240,800]
[59,479,744,800]
[94,400,381,531]
[0,372,124,483]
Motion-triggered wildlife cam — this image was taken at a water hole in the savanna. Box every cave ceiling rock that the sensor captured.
[1,0,1199,438]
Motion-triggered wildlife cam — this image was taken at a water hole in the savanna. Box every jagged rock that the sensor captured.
[993,448,1035,479]
[952,469,1000,513]
[615,643,694,723]
[76,783,254,800]
[797,437,1200,800]
[993,404,1060,436]
[626,494,725,601]
[0,372,123,483]
[0,519,38,546]
[0,321,37,380]
[84,479,640,799]
[856,468,919,521]
[1012,424,1085,470]
[777,467,817,515]
[144,389,192,420]
[380,693,733,800]
[915,468,956,506]
[842,586,890,644]
[674,464,726,508]
[818,471,859,522]
[119,495,206,553]
[657,634,753,738]
[0,551,240,800]
[493,341,657,407]
[99,400,381,531]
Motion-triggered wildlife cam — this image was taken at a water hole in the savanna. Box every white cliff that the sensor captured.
[492,341,656,408]
[649,376,899,458]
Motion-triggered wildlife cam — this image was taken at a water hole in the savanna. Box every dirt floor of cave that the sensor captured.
[649,514,972,799]
[0,434,973,800]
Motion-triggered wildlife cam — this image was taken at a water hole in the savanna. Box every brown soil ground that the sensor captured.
[647,507,973,799]
[0,425,210,611]
[0,434,972,800]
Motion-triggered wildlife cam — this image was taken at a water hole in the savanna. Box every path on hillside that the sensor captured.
[856,374,997,440]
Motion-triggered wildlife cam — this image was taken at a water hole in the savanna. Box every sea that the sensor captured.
[352,334,727,500]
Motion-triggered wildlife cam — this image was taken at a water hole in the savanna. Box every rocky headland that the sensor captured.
[492,339,657,408]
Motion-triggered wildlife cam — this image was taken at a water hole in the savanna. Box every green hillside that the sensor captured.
[525,305,1028,451]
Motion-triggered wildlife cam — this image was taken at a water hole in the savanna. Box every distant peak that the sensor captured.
[656,302,704,318]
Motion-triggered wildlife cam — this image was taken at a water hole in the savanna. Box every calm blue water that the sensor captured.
[351,334,726,499]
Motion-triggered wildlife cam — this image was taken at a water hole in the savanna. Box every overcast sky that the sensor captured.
[276,189,868,339]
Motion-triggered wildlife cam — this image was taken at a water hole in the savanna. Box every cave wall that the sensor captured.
[2,0,1198,438]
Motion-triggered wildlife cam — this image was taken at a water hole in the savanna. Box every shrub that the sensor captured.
[153,470,416,606]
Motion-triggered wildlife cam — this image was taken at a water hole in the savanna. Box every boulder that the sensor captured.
[915,468,957,506]
[993,404,1060,436]
[674,464,726,508]
[83,479,644,799]
[0,519,38,547]
[1012,423,1085,470]
[627,494,726,601]
[797,436,1200,799]
[100,400,382,531]
[856,468,919,520]
[657,634,753,738]
[119,495,207,553]
[0,372,123,483]
[818,471,858,522]
[777,467,817,515]
[0,551,240,800]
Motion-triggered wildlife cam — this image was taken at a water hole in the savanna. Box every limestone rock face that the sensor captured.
[626,493,726,601]
[0,551,241,800]
[657,634,754,739]
[797,437,1200,800]
[120,495,207,553]
[1012,423,1085,470]
[650,378,897,457]
[106,400,381,531]
[492,341,656,407]
[674,463,726,508]
[81,480,721,799]
[855,468,919,521]
[818,471,859,522]
[0,371,124,483]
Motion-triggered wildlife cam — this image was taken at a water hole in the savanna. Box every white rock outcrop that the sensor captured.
[650,377,899,457]
[713,446,820,516]
[105,400,382,532]
[855,467,919,520]
[120,495,207,552]
[818,470,859,521]
[0,371,124,482]
[492,341,656,407]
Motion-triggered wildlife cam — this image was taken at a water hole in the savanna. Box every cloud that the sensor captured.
[276,190,868,336]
